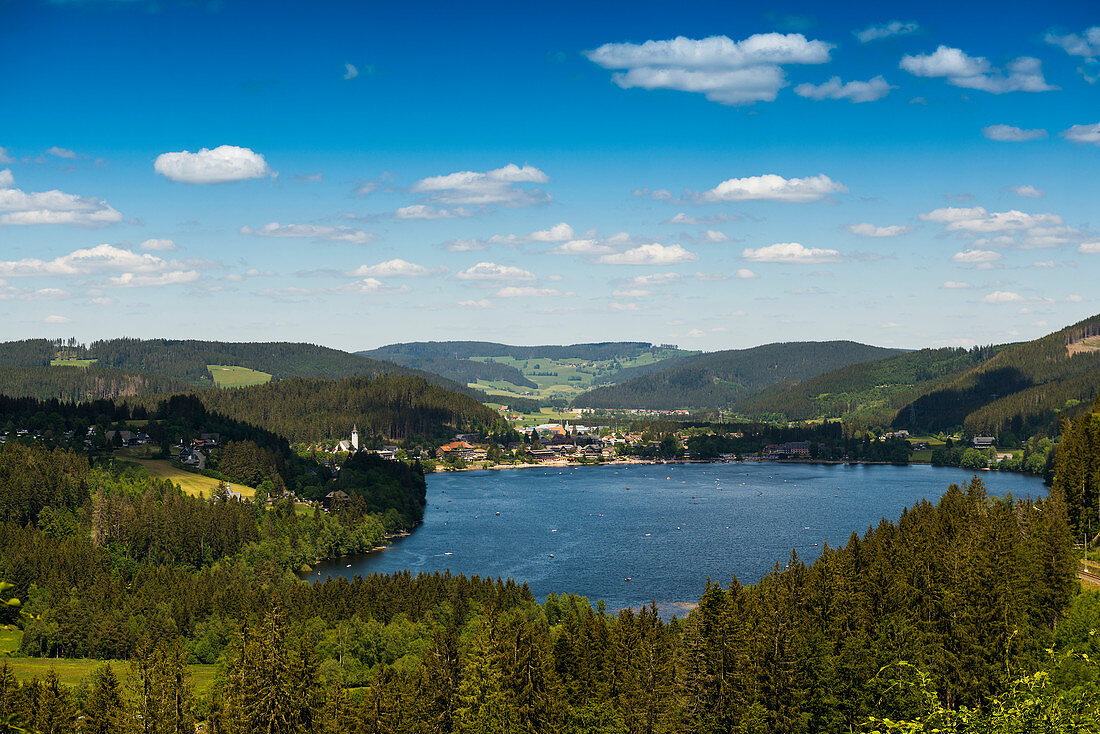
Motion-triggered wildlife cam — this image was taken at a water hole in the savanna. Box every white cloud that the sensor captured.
[1066,294,1085,303]
[140,238,178,251]
[240,222,374,244]
[982,124,1048,142]
[632,272,680,286]
[847,222,912,237]
[1032,260,1055,268]
[490,222,576,246]
[663,212,739,225]
[43,315,71,324]
[0,243,169,276]
[687,328,706,338]
[0,148,11,164]
[458,298,493,308]
[154,145,273,184]
[742,242,841,263]
[609,302,640,311]
[411,164,549,207]
[901,47,1054,93]
[695,272,728,281]
[495,286,564,298]
[347,259,437,277]
[335,278,388,295]
[46,146,77,159]
[108,271,199,288]
[943,281,973,289]
[1045,27,1100,59]
[343,63,359,80]
[701,173,846,203]
[455,262,536,282]
[443,238,489,252]
[735,268,757,279]
[1061,123,1100,145]
[699,229,728,242]
[951,249,1001,263]
[1080,242,1100,254]
[394,204,472,220]
[981,290,1025,304]
[856,21,919,43]
[295,173,324,183]
[585,33,833,105]
[633,188,674,201]
[550,239,614,256]
[598,243,699,265]
[613,288,651,297]
[921,207,1079,248]
[0,169,122,227]
[794,76,894,102]
[1006,185,1044,198]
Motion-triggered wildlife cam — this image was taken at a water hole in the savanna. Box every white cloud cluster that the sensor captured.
[663,212,740,225]
[951,249,1001,263]
[847,223,912,237]
[1006,185,1044,199]
[395,204,472,219]
[411,164,549,207]
[981,290,1025,304]
[0,169,123,227]
[0,243,197,287]
[46,146,77,159]
[701,173,846,203]
[1061,123,1100,145]
[794,76,894,103]
[1045,27,1100,59]
[855,21,919,43]
[490,222,576,246]
[0,148,12,164]
[240,222,374,244]
[741,242,841,263]
[922,206,1087,249]
[900,47,1054,94]
[982,125,1047,142]
[140,238,178,251]
[495,286,566,298]
[455,262,536,282]
[584,33,833,105]
[154,145,273,184]
[598,243,698,265]
[347,259,439,278]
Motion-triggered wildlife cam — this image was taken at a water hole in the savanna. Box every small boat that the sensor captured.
[346,564,351,568]
[625,577,632,581]
[644,533,651,537]
[549,554,554,558]
[444,552,453,556]
[495,512,500,516]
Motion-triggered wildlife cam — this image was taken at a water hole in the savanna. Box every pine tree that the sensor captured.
[81,663,127,734]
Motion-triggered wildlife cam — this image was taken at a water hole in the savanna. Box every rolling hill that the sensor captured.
[731,345,1009,426]
[0,338,492,403]
[358,341,695,404]
[572,341,906,410]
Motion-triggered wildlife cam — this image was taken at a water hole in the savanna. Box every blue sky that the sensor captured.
[1,0,1098,352]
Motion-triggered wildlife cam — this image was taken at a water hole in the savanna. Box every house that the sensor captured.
[323,490,350,510]
[972,436,996,449]
[333,440,354,453]
[105,430,136,446]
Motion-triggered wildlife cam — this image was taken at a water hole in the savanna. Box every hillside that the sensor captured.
[732,345,1009,426]
[184,374,507,444]
[572,341,905,410]
[359,341,694,404]
[0,338,490,403]
[892,313,1100,436]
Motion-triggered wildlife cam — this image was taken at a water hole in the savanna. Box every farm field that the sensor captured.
[49,358,97,367]
[469,350,694,403]
[207,364,272,388]
[3,657,218,696]
[114,446,255,499]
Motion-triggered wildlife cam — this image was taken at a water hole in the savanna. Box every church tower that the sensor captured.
[351,425,359,451]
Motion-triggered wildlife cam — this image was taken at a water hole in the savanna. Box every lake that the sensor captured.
[310,462,1045,616]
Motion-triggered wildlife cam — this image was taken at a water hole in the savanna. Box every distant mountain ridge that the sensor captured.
[572,341,906,410]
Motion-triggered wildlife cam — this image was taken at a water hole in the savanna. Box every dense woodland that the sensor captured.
[733,345,1007,427]
[187,374,508,444]
[573,341,904,410]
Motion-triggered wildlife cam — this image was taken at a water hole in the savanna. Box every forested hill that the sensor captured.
[184,374,507,443]
[732,345,1009,426]
[572,341,905,410]
[892,312,1100,436]
[0,338,491,402]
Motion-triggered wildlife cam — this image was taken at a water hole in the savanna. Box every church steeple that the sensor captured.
[351,425,359,451]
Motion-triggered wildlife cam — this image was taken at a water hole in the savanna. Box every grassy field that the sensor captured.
[3,657,218,696]
[50,358,97,367]
[0,626,20,655]
[114,446,255,499]
[207,364,272,388]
